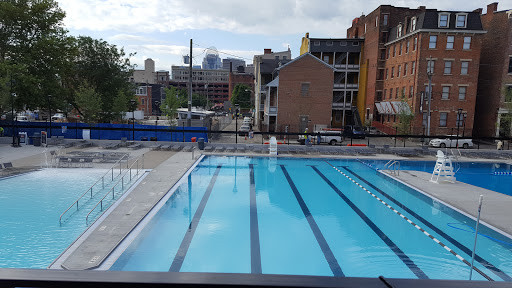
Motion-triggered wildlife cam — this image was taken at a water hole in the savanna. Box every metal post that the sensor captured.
[456,109,462,148]
[462,113,467,137]
[10,74,16,147]
[182,122,185,142]
[48,95,52,138]
[426,56,433,144]
[469,195,483,280]
[112,168,114,181]
[102,177,104,189]
[187,39,192,127]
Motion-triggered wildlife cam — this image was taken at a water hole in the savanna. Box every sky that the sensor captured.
[56,0,509,72]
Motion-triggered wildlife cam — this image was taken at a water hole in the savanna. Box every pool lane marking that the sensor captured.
[322,162,493,282]
[280,165,344,277]
[309,166,428,280]
[169,165,222,273]
[249,164,262,274]
[343,165,511,282]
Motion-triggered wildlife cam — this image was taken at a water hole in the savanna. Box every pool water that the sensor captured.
[361,160,512,196]
[0,168,135,268]
[111,156,512,281]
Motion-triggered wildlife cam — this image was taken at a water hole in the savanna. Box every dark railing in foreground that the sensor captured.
[1,269,510,288]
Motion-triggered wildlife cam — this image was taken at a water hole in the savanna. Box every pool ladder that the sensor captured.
[384,160,400,175]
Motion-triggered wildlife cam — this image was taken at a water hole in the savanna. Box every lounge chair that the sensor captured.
[160,144,171,150]
[204,145,214,152]
[214,145,226,152]
[236,146,246,153]
[149,144,161,150]
[183,145,194,152]
[3,162,13,168]
[127,143,142,150]
[171,144,183,151]
[226,146,235,153]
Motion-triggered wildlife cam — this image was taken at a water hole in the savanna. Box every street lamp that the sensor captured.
[48,94,52,138]
[130,99,136,141]
[462,112,467,137]
[426,55,433,144]
[456,108,462,148]
[10,75,17,147]
[235,103,239,145]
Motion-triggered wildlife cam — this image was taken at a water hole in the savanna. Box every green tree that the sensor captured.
[499,87,512,137]
[161,87,181,126]
[74,82,102,123]
[192,93,207,108]
[111,90,136,123]
[231,84,252,109]
[395,93,415,135]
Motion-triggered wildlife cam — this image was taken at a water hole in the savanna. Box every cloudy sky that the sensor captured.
[57,0,504,71]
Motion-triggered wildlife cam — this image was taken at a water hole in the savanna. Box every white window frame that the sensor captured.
[446,35,455,49]
[414,37,418,51]
[397,25,402,38]
[411,17,417,31]
[410,85,414,98]
[458,86,467,100]
[411,61,416,75]
[429,35,437,49]
[427,60,435,74]
[398,65,401,77]
[463,36,471,50]
[456,13,468,28]
[406,40,410,53]
[383,14,389,25]
[375,16,379,27]
[444,61,452,74]
[404,63,408,75]
[438,13,450,28]
[461,61,469,75]
[442,86,450,99]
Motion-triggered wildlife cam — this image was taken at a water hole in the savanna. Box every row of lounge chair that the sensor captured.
[0,162,13,169]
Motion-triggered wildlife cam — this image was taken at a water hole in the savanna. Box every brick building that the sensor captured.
[349,5,485,136]
[475,3,512,138]
[228,70,254,103]
[261,53,334,134]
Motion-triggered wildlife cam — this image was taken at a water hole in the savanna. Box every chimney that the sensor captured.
[487,3,498,13]
[418,6,426,12]
[264,49,272,54]
[305,32,309,38]
[473,8,483,14]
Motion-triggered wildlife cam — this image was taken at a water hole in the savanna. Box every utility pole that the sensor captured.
[426,55,433,145]
[187,39,192,127]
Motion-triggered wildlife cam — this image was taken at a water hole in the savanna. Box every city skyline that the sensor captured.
[56,0,497,71]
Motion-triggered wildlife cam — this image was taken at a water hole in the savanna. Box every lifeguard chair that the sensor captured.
[269,137,278,156]
[430,150,456,183]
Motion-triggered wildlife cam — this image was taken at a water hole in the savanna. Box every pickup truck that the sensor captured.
[298,129,343,145]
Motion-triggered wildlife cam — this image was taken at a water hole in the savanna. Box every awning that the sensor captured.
[375,102,385,114]
[382,101,396,115]
[391,101,412,115]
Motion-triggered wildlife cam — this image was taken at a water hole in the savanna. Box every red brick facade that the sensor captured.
[228,73,254,101]
[273,54,334,134]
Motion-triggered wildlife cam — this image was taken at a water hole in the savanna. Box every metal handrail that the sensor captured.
[384,160,400,175]
[85,154,145,225]
[59,154,129,224]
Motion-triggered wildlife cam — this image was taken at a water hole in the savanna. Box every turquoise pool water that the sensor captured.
[0,168,135,268]
[361,160,512,196]
[111,156,512,281]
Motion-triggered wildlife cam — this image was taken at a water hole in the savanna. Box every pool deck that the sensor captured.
[2,141,512,270]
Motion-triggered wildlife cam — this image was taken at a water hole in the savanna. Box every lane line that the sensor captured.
[310,165,428,279]
[323,161,492,281]
[344,164,510,282]
[168,165,222,272]
[249,164,262,274]
[280,165,344,277]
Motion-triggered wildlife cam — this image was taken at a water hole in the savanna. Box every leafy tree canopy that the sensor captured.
[231,84,252,110]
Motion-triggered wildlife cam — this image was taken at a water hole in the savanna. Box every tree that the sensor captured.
[231,84,252,110]
[192,93,207,108]
[161,87,181,126]
[74,82,102,123]
[112,90,136,123]
[499,87,512,137]
[395,93,415,135]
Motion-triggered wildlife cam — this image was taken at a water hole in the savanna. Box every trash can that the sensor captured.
[191,137,197,142]
[150,137,157,141]
[140,137,148,141]
[33,132,41,146]
[198,138,205,150]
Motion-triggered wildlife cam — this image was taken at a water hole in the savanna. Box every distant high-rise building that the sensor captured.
[202,47,222,70]
[222,58,246,70]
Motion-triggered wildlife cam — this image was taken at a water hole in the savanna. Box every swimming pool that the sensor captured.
[0,168,138,268]
[361,160,512,196]
[110,156,512,281]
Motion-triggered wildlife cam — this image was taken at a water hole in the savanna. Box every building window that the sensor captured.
[406,40,410,53]
[439,13,450,28]
[509,57,512,73]
[442,86,450,99]
[341,41,347,46]
[391,67,395,78]
[446,36,455,49]
[383,14,389,25]
[505,86,512,102]
[141,98,145,105]
[399,43,403,55]
[323,55,330,63]
[393,45,396,57]
[398,25,402,37]
[429,35,437,49]
[327,41,333,46]
[411,17,416,31]
[353,42,360,46]
[383,89,387,99]
[461,61,469,75]
[404,63,408,75]
[410,85,414,98]
[456,14,467,28]
[458,86,467,100]
[390,88,393,99]
[387,48,390,59]
[427,60,435,74]
[283,56,287,60]
[301,83,310,97]
[275,56,279,60]
[444,61,452,74]
[402,87,406,98]
[385,68,389,79]
[463,36,471,49]
[411,61,416,75]
[396,87,399,99]
[314,41,320,46]
[375,16,379,27]
[398,65,401,77]
[414,37,417,50]
[423,113,427,127]
[439,112,448,127]
[456,113,464,127]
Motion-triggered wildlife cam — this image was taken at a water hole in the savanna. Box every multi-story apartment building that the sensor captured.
[300,34,364,128]
[349,6,485,136]
[170,66,230,106]
[222,58,246,71]
[476,3,512,138]
[261,53,334,134]
[253,48,292,126]
[130,58,157,84]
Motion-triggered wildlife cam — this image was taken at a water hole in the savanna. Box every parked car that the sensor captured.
[429,136,473,149]
[51,113,66,122]
[238,125,251,136]
[316,129,343,145]
[342,125,365,139]
[365,126,382,135]
[16,116,29,122]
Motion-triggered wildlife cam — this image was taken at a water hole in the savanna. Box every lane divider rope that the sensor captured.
[324,160,493,282]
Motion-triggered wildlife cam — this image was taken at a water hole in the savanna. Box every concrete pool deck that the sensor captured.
[1,141,512,270]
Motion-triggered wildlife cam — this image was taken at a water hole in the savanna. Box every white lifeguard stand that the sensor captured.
[269,137,278,156]
[430,150,456,183]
